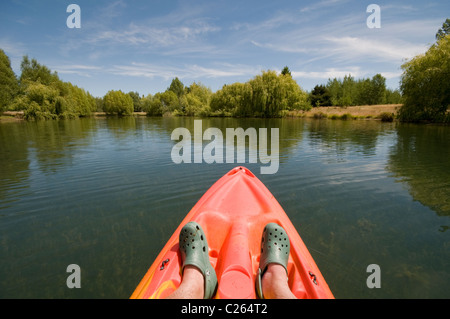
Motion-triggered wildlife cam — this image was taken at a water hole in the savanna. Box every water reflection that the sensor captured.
[0,122,30,210]
[306,119,394,161]
[388,124,450,216]
[0,117,449,298]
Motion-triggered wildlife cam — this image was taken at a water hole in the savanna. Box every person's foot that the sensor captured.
[261,263,296,299]
[166,265,205,299]
[256,223,296,299]
[168,222,217,299]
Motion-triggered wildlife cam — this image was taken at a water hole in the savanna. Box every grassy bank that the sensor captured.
[1,105,402,123]
[288,104,401,120]
[1,111,24,122]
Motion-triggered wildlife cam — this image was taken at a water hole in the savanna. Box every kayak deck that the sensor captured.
[131,166,334,299]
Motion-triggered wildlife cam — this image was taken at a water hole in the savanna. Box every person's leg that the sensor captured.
[256,223,297,299]
[261,264,296,299]
[165,222,217,299]
[167,263,296,299]
[166,265,204,299]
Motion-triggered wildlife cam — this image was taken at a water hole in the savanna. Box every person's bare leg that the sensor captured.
[166,266,204,299]
[262,264,296,299]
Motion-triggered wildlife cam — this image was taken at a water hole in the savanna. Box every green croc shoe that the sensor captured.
[179,222,218,299]
[255,223,290,299]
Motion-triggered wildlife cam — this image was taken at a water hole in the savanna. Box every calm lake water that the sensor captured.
[0,117,449,299]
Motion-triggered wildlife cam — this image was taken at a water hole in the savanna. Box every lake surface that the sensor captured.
[0,117,449,299]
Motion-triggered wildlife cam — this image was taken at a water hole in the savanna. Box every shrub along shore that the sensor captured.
[1,104,400,123]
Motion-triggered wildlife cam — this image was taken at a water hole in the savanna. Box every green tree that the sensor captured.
[354,78,371,105]
[19,55,60,88]
[145,90,178,116]
[326,74,388,106]
[183,82,212,116]
[280,72,310,111]
[0,49,19,112]
[13,55,63,118]
[340,75,356,106]
[103,90,134,116]
[309,85,332,107]
[248,70,309,116]
[399,34,450,122]
[94,96,104,112]
[384,88,403,104]
[210,82,252,116]
[63,82,96,117]
[210,70,309,117]
[168,77,185,98]
[13,82,59,120]
[354,74,386,105]
[326,76,356,106]
[369,74,386,105]
[436,18,450,41]
[128,91,142,112]
[249,70,283,116]
[281,66,292,76]
[326,78,341,106]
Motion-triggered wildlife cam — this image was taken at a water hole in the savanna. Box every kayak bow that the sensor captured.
[131,166,334,299]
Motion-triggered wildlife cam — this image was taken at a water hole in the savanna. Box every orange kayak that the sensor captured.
[131,166,334,299]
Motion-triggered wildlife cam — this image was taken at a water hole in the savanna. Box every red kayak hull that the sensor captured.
[131,166,334,299]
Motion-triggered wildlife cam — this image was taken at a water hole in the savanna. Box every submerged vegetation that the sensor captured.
[1,19,448,122]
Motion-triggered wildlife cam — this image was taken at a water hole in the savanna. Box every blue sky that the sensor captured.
[1,0,448,97]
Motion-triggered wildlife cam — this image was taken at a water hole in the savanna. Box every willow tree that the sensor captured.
[103,90,134,116]
[248,70,309,117]
[399,35,450,122]
[0,49,19,112]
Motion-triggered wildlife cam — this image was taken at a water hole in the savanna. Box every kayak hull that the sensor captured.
[131,166,334,299]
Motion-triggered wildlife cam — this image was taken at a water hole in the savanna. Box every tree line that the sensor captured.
[0,52,400,120]
[1,18,448,122]
[397,19,450,123]
[310,74,402,107]
[98,68,403,118]
[0,54,98,120]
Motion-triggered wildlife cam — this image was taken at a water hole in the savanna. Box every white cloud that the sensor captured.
[324,36,428,63]
[241,10,435,69]
[292,67,363,80]
[300,0,348,13]
[88,20,220,48]
[109,62,261,80]
[380,71,402,79]
[291,67,402,82]
[52,65,102,77]
[250,40,309,54]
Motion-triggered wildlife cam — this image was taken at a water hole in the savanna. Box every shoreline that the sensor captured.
[289,104,401,119]
[1,105,401,123]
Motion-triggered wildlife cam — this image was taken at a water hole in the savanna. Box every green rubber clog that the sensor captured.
[179,222,218,299]
[255,223,290,299]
